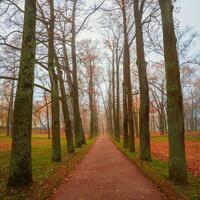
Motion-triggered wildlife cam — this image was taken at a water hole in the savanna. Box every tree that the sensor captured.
[71,0,85,147]
[6,80,15,137]
[149,66,167,135]
[48,0,61,162]
[7,0,37,187]
[43,91,51,139]
[134,0,151,161]
[79,40,99,139]
[159,0,187,184]
[121,0,135,152]
[55,55,74,153]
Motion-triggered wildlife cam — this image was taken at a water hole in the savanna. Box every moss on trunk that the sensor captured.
[159,0,187,185]
[48,0,61,162]
[7,0,37,187]
[134,0,151,161]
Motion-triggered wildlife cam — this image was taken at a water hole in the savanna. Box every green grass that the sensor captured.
[150,135,200,143]
[0,135,96,200]
[113,139,200,200]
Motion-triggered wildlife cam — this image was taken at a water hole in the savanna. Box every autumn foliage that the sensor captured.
[151,140,200,176]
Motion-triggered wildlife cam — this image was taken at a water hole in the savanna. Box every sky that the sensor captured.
[178,0,200,33]
[79,0,200,48]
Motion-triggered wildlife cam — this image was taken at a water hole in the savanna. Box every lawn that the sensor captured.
[0,134,96,200]
[151,135,200,176]
[113,135,200,200]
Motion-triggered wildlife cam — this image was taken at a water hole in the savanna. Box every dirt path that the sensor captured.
[49,135,165,200]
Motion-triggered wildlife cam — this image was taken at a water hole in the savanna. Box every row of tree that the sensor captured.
[0,0,103,187]
[101,0,199,185]
[0,0,199,187]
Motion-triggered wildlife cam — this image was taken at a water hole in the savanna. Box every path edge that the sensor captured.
[30,137,98,200]
[111,138,189,200]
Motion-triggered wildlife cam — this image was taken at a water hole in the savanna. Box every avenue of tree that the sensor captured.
[0,0,200,188]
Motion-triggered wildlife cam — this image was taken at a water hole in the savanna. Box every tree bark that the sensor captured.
[134,0,151,161]
[159,0,187,184]
[44,92,51,139]
[133,99,139,138]
[159,106,165,135]
[115,56,121,141]
[89,60,95,138]
[48,0,61,162]
[80,116,86,144]
[112,50,117,140]
[55,55,74,153]
[62,41,86,144]
[6,80,14,137]
[108,68,114,137]
[71,0,83,147]
[7,0,37,187]
[94,92,99,136]
[121,0,135,152]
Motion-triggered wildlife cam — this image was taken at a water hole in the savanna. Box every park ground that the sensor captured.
[0,132,200,200]
[0,134,96,200]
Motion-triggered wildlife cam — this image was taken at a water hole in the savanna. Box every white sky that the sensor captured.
[178,0,200,33]
[79,0,200,51]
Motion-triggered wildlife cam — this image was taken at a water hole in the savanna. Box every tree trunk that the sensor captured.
[80,116,86,144]
[159,0,187,184]
[89,60,95,138]
[108,68,114,137]
[134,0,151,161]
[71,0,83,147]
[55,55,74,153]
[7,0,37,187]
[115,57,121,141]
[62,41,86,144]
[121,0,135,152]
[94,92,99,136]
[122,84,129,148]
[159,106,165,135]
[133,104,139,137]
[194,109,198,131]
[6,81,14,137]
[112,51,117,140]
[48,0,61,162]
[44,92,51,139]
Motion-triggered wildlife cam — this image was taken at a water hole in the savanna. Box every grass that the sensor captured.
[112,138,200,200]
[151,135,200,143]
[0,135,96,200]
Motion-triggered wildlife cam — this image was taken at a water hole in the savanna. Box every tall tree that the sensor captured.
[71,0,84,147]
[121,0,135,152]
[62,41,86,145]
[89,58,95,138]
[115,39,122,142]
[55,55,74,153]
[108,66,114,137]
[7,0,37,187]
[112,46,117,139]
[48,0,61,162]
[79,40,99,138]
[159,0,187,184]
[134,0,151,161]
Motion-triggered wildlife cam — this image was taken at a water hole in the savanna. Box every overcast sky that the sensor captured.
[178,0,200,33]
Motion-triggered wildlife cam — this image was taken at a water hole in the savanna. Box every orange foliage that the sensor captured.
[151,141,200,177]
[0,142,10,152]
